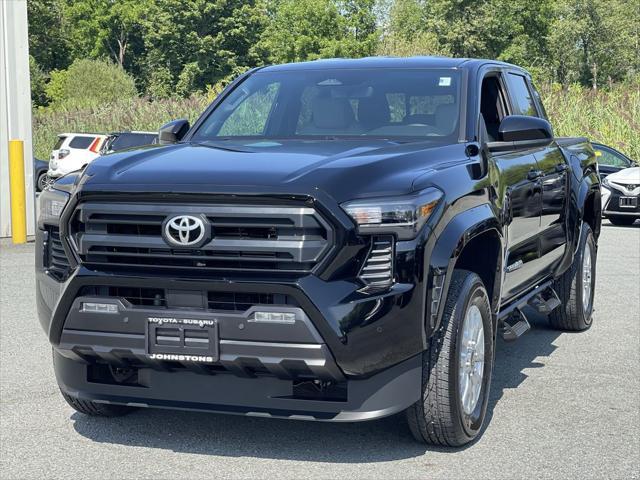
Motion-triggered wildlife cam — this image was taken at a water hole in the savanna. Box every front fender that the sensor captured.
[425,203,504,338]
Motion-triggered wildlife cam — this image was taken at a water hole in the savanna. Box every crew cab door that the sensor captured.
[479,71,542,301]
[506,73,568,277]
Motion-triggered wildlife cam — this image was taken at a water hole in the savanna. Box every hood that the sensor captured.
[82,139,468,203]
[606,167,640,185]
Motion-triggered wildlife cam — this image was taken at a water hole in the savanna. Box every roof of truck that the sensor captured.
[260,56,519,72]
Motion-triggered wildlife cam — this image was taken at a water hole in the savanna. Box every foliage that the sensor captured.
[25,0,640,162]
[27,0,70,73]
[29,56,49,107]
[139,0,267,95]
[541,82,640,160]
[45,59,138,109]
[63,0,149,72]
[379,0,639,87]
[32,96,209,159]
[257,0,377,63]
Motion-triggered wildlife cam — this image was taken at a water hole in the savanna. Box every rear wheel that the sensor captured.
[37,172,50,191]
[549,222,596,331]
[608,215,636,226]
[59,390,135,417]
[406,270,494,446]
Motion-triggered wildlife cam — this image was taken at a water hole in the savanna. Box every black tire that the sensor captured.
[59,389,135,417]
[406,270,494,447]
[608,215,636,226]
[549,222,596,331]
[37,172,48,192]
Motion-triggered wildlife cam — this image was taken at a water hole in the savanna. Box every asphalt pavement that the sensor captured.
[1,220,639,479]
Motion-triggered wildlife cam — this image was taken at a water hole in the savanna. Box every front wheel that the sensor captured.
[406,270,494,446]
[59,389,135,417]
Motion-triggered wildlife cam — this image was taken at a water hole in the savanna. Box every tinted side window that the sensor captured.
[507,74,538,116]
[69,136,95,149]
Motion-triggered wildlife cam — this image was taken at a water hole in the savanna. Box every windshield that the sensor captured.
[191,69,462,143]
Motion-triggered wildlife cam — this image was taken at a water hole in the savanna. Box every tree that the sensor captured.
[45,59,137,109]
[62,0,149,70]
[29,56,49,107]
[140,0,267,95]
[378,0,449,56]
[27,0,71,73]
[258,0,377,64]
[548,0,640,87]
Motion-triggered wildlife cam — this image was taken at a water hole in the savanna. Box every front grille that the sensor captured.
[207,291,296,311]
[69,201,334,274]
[79,286,167,307]
[78,286,298,312]
[46,226,70,280]
[358,236,395,289]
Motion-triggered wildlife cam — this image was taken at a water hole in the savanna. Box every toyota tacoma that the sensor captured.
[36,57,601,446]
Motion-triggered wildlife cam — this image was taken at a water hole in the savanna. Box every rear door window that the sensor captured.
[69,136,96,149]
[53,136,66,149]
[507,73,538,116]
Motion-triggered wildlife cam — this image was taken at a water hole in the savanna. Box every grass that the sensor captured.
[32,82,640,161]
[32,96,209,159]
[541,82,640,160]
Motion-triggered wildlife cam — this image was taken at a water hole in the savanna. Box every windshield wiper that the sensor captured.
[190,140,254,153]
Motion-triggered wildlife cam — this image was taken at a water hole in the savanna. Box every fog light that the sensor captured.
[82,302,118,313]
[251,311,296,324]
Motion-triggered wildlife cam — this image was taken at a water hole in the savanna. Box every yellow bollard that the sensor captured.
[8,140,27,244]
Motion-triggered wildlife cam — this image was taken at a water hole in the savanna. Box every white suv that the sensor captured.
[48,133,107,179]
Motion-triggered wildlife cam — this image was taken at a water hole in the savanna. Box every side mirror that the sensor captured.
[487,115,553,152]
[158,119,190,145]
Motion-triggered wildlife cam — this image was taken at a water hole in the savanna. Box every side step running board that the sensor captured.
[529,287,561,314]
[502,309,530,341]
[499,281,561,341]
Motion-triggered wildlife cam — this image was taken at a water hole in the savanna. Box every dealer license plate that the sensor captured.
[146,316,218,363]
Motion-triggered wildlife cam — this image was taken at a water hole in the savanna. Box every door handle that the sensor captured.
[527,169,543,181]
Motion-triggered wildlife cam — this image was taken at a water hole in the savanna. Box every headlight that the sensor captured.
[601,176,611,189]
[341,188,442,240]
[37,188,70,226]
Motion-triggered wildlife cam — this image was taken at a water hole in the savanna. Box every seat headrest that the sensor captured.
[435,103,458,134]
[311,97,355,129]
[357,95,390,130]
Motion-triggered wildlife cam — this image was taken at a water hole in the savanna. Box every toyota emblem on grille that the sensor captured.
[163,215,208,247]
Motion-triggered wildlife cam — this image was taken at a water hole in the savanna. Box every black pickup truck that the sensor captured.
[36,57,601,446]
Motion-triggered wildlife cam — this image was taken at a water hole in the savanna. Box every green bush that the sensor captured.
[45,59,138,110]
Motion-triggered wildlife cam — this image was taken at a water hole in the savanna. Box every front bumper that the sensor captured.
[37,229,428,420]
[54,348,421,421]
[602,186,640,217]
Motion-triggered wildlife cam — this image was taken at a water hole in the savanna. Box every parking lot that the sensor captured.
[1,220,638,479]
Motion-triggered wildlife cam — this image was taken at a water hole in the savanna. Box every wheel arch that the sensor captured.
[425,204,504,339]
